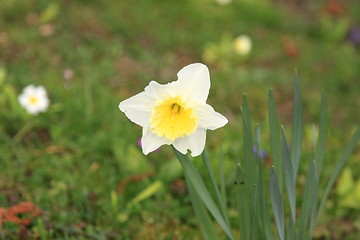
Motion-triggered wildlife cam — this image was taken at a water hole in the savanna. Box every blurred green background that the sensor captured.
[0,0,359,239]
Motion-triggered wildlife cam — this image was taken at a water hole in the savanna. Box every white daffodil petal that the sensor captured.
[119,81,176,127]
[141,131,170,155]
[119,92,153,127]
[144,81,175,100]
[195,103,228,130]
[173,129,206,157]
[175,63,210,103]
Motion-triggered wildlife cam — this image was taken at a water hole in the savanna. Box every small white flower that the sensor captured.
[18,85,50,115]
[233,35,252,55]
[119,63,228,157]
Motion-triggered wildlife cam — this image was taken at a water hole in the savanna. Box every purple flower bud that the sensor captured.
[259,150,268,159]
[137,138,143,148]
[253,145,268,159]
[348,26,360,46]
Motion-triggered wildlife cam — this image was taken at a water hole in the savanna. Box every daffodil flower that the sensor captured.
[119,63,228,157]
[18,85,50,115]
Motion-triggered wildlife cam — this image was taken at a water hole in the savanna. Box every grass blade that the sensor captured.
[173,147,234,239]
[291,72,303,179]
[281,126,296,222]
[309,191,319,238]
[251,185,258,240]
[255,125,273,240]
[316,128,360,225]
[315,91,329,175]
[286,214,296,240]
[241,95,256,190]
[298,159,318,240]
[270,167,284,240]
[236,163,250,240]
[219,149,228,222]
[202,150,230,226]
[185,173,220,240]
[127,181,163,207]
[268,89,283,191]
[308,125,320,239]
[240,95,256,239]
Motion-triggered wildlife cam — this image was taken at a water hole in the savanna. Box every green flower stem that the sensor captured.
[172,146,234,240]
[13,120,34,143]
[201,150,230,226]
[185,171,220,240]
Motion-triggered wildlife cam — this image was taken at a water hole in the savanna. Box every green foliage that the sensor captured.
[173,75,359,240]
[270,168,284,240]
[337,168,360,208]
[1,0,360,238]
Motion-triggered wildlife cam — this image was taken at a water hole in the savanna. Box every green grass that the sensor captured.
[0,0,359,239]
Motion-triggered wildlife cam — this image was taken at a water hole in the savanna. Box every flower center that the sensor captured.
[28,96,38,105]
[150,96,198,141]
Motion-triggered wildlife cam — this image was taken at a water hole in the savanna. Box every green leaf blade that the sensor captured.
[282,127,296,222]
[241,95,256,190]
[315,92,329,175]
[268,90,283,191]
[236,164,250,240]
[270,168,285,240]
[255,125,273,240]
[286,215,296,240]
[291,72,303,179]
[219,149,228,223]
[298,159,318,240]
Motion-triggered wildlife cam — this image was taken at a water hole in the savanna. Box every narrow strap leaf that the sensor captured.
[250,185,258,240]
[315,91,328,175]
[241,95,256,191]
[219,149,228,214]
[286,214,296,240]
[236,163,250,240]
[291,72,303,179]
[270,168,285,240]
[255,125,273,240]
[281,127,296,222]
[298,159,318,240]
[268,90,283,191]
[309,190,319,238]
